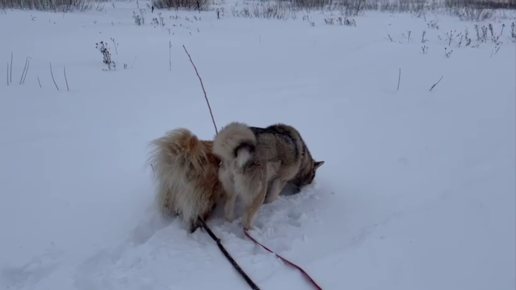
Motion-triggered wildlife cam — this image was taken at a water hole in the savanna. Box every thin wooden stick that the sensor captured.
[19,57,28,85]
[50,62,59,91]
[169,41,172,71]
[183,45,218,134]
[6,63,9,86]
[21,58,31,85]
[10,52,13,83]
[397,68,401,91]
[429,76,444,92]
[130,55,137,69]
[63,66,70,91]
[37,76,42,88]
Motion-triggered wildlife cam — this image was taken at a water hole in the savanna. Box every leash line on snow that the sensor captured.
[244,229,323,290]
[199,219,260,290]
[199,219,323,290]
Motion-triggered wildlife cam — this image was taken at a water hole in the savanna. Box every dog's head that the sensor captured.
[289,160,324,192]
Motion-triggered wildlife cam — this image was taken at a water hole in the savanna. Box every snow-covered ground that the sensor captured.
[0,2,515,289]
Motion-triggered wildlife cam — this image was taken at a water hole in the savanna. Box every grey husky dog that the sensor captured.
[212,122,324,230]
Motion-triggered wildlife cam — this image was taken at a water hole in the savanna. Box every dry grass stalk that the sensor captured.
[182,45,218,134]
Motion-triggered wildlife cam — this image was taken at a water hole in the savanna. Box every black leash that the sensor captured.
[199,219,260,290]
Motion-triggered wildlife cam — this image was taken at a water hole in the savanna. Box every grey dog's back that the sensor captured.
[212,122,303,168]
[248,125,302,165]
[212,122,307,187]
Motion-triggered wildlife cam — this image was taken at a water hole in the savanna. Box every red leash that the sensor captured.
[244,229,323,290]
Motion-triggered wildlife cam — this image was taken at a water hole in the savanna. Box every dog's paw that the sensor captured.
[243,221,262,232]
[263,195,277,204]
[244,225,263,235]
[243,222,254,231]
[225,215,234,223]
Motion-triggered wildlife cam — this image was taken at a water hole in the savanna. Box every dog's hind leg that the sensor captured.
[224,190,238,223]
[242,182,267,230]
[219,166,237,223]
[264,178,286,204]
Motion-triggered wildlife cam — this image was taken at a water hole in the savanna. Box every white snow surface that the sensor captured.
[0,2,515,290]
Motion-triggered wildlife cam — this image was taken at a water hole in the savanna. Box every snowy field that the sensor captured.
[0,1,515,289]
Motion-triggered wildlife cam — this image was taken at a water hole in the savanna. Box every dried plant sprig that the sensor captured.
[183,45,218,134]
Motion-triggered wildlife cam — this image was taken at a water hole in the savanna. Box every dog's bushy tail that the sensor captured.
[148,128,213,226]
[213,122,256,167]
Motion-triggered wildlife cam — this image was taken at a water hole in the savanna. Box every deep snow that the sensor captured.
[0,2,515,290]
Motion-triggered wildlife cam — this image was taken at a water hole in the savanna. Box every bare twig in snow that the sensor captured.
[10,52,13,83]
[169,41,172,71]
[19,57,29,85]
[183,45,218,134]
[397,68,401,91]
[37,76,42,88]
[429,76,444,91]
[64,66,70,91]
[21,57,31,85]
[131,55,137,69]
[50,62,59,91]
[110,38,118,55]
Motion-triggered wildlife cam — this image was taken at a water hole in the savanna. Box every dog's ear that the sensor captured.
[314,161,324,170]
